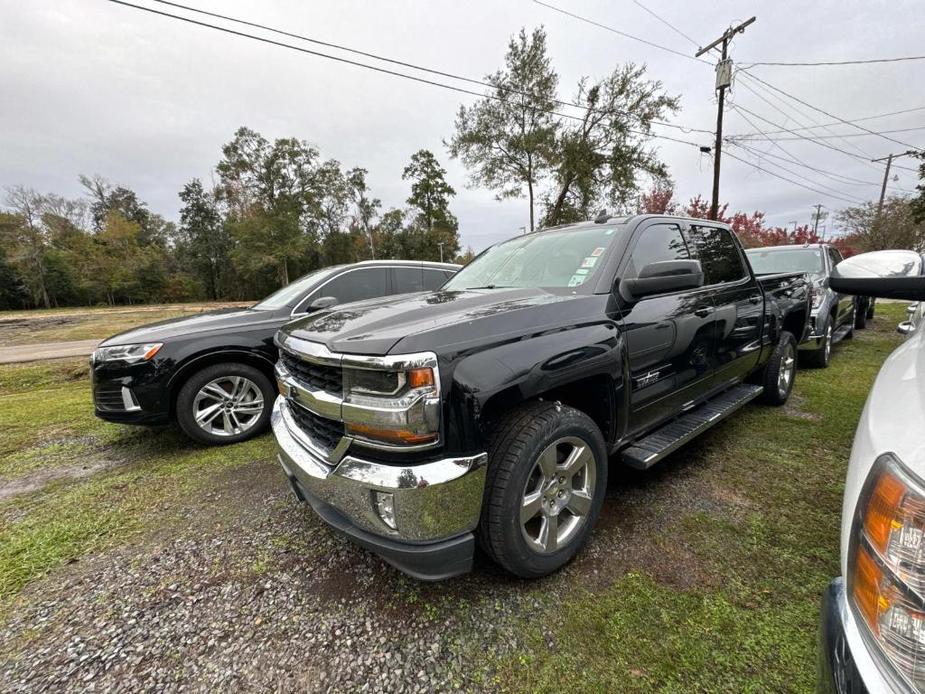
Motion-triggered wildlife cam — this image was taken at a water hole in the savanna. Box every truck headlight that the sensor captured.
[94,343,163,364]
[849,453,925,689]
[812,286,825,309]
[341,356,441,448]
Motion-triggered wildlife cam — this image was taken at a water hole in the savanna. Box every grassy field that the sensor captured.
[0,302,907,691]
[0,301,251,346]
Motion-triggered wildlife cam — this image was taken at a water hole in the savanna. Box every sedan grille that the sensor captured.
[280,351,343,396]
[287,401,345,453]
[94,383,126,411]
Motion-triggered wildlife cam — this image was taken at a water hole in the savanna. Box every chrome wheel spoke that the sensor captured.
[561,444,591,480]
[521,491,543,523]
[537,447,557,480]
[566,490,592,516]
[201,383,228,401]
[538,514,558,552]
[196,402,223,425]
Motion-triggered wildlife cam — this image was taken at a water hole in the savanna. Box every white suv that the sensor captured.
[819,250,925,692]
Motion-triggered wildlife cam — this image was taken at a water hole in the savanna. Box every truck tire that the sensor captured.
[478,401,608,578]
[761,331,797,406]
[175,362,275,445]
[854,301,868,330]
[803,322,833,369]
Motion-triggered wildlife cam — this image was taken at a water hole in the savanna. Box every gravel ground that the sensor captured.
[0,436,735,693]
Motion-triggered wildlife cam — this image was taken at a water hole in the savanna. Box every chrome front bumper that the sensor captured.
[272,396,487,547]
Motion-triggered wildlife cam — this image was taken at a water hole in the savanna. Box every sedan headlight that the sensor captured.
[849,453,925,690]
[341,356,440,448]
[94,343,163,364]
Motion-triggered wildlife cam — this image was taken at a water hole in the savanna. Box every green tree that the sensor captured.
[911,152,925,225]
[402,150,457,232]
[449,27,558,232]
[3,186,52,308]
[836,197,925,252]
[178,179,231,299]
[543,66,679,225]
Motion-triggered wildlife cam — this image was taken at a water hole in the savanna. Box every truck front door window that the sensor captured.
[687,227,747,285]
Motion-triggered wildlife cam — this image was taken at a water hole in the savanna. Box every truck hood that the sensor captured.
[100,306,285,346]
[281,288,599,355]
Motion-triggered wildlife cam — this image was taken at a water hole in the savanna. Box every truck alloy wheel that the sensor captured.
[479,401,607,578]
[520,436,596,554]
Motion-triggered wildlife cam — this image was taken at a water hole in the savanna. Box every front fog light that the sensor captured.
[374,491,396,529]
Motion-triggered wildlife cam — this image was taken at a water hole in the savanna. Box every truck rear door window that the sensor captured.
[687,227,747,284]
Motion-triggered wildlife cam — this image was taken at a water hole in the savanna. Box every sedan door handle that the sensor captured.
[694,307,713,317]
[748,294,762,304]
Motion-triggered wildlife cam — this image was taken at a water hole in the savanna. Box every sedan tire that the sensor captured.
[175,363,275,445]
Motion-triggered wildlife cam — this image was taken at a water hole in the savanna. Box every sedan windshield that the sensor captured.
[444,225,623,291]
[252,266,344,310]
[746,248,824,275]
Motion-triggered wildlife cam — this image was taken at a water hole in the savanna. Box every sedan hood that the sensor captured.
[100,307,284,346]
[282,288,599,355]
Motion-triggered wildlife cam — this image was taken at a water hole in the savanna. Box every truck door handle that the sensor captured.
[694,307,713,317]
[748,294,762,304]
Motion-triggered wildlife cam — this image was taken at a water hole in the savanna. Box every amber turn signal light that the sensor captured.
[346,422,437,446]
[407,367,435,389]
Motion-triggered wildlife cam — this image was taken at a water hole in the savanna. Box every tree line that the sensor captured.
[0,132,468,310]
[3,25,924,310]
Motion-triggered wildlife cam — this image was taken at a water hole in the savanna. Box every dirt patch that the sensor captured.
[0,457,124,502]
[782,392,823,421]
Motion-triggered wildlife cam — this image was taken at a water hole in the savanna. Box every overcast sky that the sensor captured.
[2,0,922,252]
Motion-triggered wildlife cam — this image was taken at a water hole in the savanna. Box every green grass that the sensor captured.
[492,303,907,693]
[0,356,275,600]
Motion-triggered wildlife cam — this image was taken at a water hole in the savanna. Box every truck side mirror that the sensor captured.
[830,250,925,300]
[308,296,338,311]
[623,260,704,299]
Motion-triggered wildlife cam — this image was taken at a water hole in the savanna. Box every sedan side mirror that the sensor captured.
[830,250,925,300]
[308,296,338,311]
[623,259,704,299]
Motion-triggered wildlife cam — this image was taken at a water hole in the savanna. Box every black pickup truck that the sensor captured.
[271,214,811,580]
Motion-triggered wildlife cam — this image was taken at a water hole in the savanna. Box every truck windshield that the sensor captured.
[252,266,344,310]
[444,225,622,291]
[746,248,825,275]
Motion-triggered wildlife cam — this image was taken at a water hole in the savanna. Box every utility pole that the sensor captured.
[812,204,825,238]
[696,17,756,221]
[872,151,916,216]
[437,242,445,263]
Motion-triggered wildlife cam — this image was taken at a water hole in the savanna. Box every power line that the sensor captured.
[740,71,923,151]
[147,0,713,134]
[730,102,894,164]
[531,0,714,65]
[734,73,873,160]
[631,0,701,49]
[728,139,914,193]
[723,149,867,205]
[729,104,925,137]
[723,108,868,203]
[105,0,709,147]
[730,125,925,142]
[743,55,925,67]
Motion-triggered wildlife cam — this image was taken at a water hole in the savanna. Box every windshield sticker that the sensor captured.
[568,275,585,287]
[575,268,589,275]
[590,247,606,257]
[581,256,598,268]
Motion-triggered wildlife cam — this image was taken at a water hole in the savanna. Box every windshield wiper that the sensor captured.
[464,284,512,290]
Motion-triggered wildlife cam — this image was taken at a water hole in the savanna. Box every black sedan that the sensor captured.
[90,260,460,445]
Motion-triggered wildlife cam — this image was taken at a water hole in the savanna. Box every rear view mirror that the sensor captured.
[623,259,704,299]
[308,296,338,311]
[830,250,925,300]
